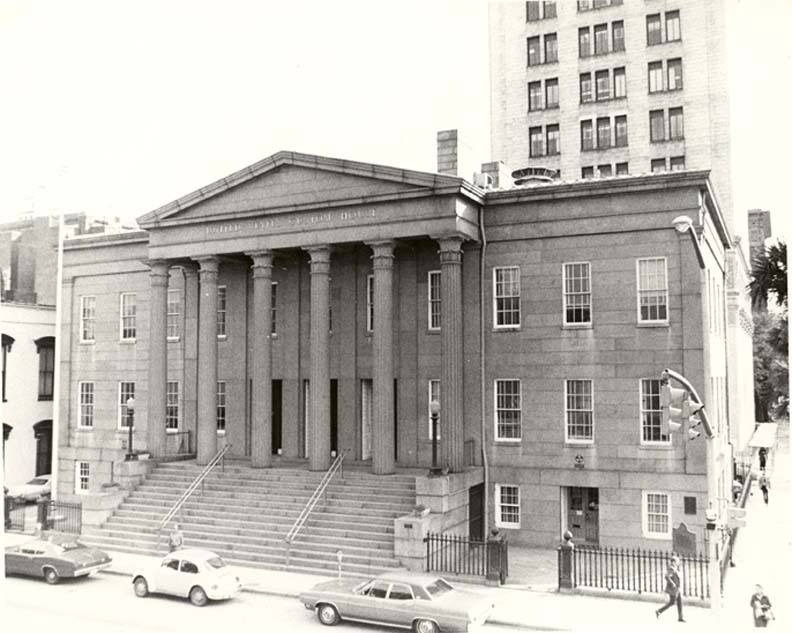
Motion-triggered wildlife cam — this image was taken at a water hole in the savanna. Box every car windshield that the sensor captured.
[205,556,226,569]
[28,478,49,485]
[423,578,454,597]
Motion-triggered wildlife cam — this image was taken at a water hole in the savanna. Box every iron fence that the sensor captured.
[424,532,508,582]
[6,499,26,531]
[39,499,82,534]
[567,546,709,599]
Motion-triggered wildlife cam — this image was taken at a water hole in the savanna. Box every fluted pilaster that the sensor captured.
[306,246,331,471]
[195,256,219,465]
[248,250,274,468]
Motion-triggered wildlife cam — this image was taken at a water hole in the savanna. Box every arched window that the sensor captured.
[35,336,55,401]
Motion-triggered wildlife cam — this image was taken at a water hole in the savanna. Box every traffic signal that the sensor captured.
[727,507,747,529]
[660,382,705,438]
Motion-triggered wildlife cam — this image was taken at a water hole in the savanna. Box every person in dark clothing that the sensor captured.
[758,473,770,504]
[655,556,685,622]
[758,447,767,471]
[750,585,774,627]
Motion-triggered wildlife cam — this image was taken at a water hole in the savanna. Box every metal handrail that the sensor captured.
[156,443,231,550]
[284,450,347,564]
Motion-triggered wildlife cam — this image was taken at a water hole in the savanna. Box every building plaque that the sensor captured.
[672,522,697,557]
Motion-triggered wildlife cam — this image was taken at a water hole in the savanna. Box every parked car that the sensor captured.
[132,549,241,607]
[299,572,495,633]
[6,474,51,503]
[5,534,112,584]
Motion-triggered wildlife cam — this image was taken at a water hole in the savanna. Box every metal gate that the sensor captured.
[39,499,82,534]
[424,532,508,583]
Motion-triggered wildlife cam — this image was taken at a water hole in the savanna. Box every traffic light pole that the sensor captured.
[662,368,720,616]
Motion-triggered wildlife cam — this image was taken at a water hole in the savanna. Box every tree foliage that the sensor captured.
[750,240,787,309]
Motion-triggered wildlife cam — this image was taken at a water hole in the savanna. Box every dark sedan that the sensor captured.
[5,534,112,584]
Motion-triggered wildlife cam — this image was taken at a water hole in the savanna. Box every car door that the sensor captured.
[381,582,416,626]
[352,580,391,623]
[5,547,33,575]
[155,557,182,595]
[176,558,201,597]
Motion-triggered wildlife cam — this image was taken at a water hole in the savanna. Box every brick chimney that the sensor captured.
[436,129,476,180]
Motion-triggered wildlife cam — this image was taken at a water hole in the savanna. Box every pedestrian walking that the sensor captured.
[750,585,774,627]
[758,473,770,504]
[168,522,184,552]
[655,555,685,622]
[758,447,767,472]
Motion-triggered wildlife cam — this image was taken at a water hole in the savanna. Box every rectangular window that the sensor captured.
[120,293,137,340]
[366,274,374,332]
[529,126,544,157]
[615,162,629,175]
[527,36,541,66]
[495,484,521,528]
[670,155,686,171]
[669,107,684,139]
[80,296,96,342]
[217,381,227,432]
[563,262,592,324]
[579,27,591,58]
[595,70,610,100]
[667,58,683,90]
[76,461,90,494]
[526,1,540,21]
[566,379,594,442]
[493,267,521,328]
[78,382,94,428]
[637,257,669,323]
[649,109,665,142]
[615,115,628,147]
[612,20,625,51]
[598,164,612,177]
[495,379,522,440]
[665,10,681,41]
[428,271,441,330]
[582,166,595,179]
[641,378,668,443]
[646,14,662,45]
[528,81,543,111]
[38,342,54,400]
[596,117,611,148]
[545,78,559,108]
[119,381,135,428]
[580,120,594,150]
[543,1,557,19]
[544,33,558,63]
[593,23,609,55]
[580,73,592,103]
[166,289,180,340]
[613,67,626,98]
[271,282,277,334]
[648,61,663,93]
[217,286,227,337]
[166,381,179,430]
[651,158,667,172]
[643,491,671,538]
[546,124,560,155]
[428,379,440,439]
[578,0,591,10]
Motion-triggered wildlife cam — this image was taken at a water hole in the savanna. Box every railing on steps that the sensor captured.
[284,449,347,566]
[156,443,231,552]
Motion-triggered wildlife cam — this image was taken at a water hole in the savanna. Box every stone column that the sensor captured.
[146,260,169,459]
[195,256,219,465]
[183,266,199,453]
[248,250,274,468]
[437,236,465,473]
[368,240,395,475]
[306,246,331,471]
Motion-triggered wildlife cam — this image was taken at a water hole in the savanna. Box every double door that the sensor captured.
[568,486,599,545]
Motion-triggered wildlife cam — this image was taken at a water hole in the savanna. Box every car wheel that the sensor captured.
[189,585,208,607]
[43,567,60,585]
[317,603,340,626]
[414,619,438,633]
[133,577,149,598]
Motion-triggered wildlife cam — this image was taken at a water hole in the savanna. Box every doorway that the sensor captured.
[272,380,282,454]
[469,483,485,540]
[33,420,52,476]
[567,486,599,545]
[361,379,372,460]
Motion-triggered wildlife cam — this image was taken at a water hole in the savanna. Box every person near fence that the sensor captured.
[655,555,685,622]
[750,585,774,627]
[168,523,184,552]
[758,473,771,504]
[733,478,744,502]
[758,447,767,472]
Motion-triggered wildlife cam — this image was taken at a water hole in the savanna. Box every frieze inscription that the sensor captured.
[205,208,377,236]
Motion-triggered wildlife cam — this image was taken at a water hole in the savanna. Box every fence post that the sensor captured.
[557,530,575,590]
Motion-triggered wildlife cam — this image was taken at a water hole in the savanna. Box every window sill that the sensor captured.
[217,335,228,341]
[562,322,593,330]
[639,442,674,450]
[166,428,181,434]
[79,340,96,345]
[492,326,521,333]
[527,60,559,68]
[564,441,594,447]
[426,329,440,335]
[119,339,137,344]
[636,321,669,328]
[217,430,226,436]
[167,337,180,343]
[494,438,522,444]
[76,427,94,432]
[494,523,521,530]
[38,395,54,402]
[642,532,672,540]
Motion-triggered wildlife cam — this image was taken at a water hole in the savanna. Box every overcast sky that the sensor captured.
[1,0,789,242]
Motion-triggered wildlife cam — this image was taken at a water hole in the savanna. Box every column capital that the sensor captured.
[247,250,274,277]
[193,255,219,277]
[366,240,395,267]
[432,234,465,253]
[305,245,331,275]
[146,259,170,285]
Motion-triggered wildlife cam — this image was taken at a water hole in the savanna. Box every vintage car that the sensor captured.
[132,548,241,607]
[299,572,495,633]
[5,534,112,584]
[6,474,51,503]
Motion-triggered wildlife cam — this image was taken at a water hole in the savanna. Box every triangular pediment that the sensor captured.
[138,151,468,228]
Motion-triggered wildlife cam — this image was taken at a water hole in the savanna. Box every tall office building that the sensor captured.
[489,0,738,236]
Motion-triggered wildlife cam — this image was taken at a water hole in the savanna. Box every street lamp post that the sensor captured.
[125,397,135,460]
[429,399,442,476]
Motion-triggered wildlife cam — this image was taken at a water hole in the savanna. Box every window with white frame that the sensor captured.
[78,382,94,428]
[75,461,90,494]
[217,381,227,432]
[643,491,671,538]
[271,282,277,334]
[80,296,96,342]
[637,257,668,323]
[563,262,591,324]
[428,271,441,330]
[495,484,521,528]
[166,289,181,340]
[495,379,522,440]
[565,379,593,442]
[217,286,227,337]
[366,274,374,332]
[120,293,136,340]
[119,382,135,428]
[493,267,521,328]
[428,379,440,439]
[166,381,179,430]
[641,379,668,443]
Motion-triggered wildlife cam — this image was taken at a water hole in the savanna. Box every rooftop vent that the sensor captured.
[511,166,559,186]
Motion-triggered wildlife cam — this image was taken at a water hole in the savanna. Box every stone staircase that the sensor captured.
[80,461,417,577]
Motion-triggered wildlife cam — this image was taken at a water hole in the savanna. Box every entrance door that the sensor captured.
[272,380,282,454]
[33,420,52,476]
[361,379,373,460]
[568,487,599,545]
[468,483,485,540]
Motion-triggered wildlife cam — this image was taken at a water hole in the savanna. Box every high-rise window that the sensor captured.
[580,73,592,103]
[529,126,544,157]
[579,27,591,57]
[665,10,681,41]
[167,289,180,340]
[580,120,594,150]
[120,293,137,340]
[366,274,374,332]
[667,58,683,90]
[648,61,664,93]
[493,267,521,328]
[166,381,179,430]
[613,67,626,97]
[615,162,629,175]
[637,257,668,323]
[36,337,54,400]
[544,33,558,63]
[670,155,686,171]
[596,117,611,148]
[669,107,684,139]
[651,158,667,172]
[526,1,541,21]
[646,14,662,45]
[217,381,227,432]
[582,166,595,179]
[546,125,560,155]
[563,262,591,325]
[566,379,594,442]
[612,20,625,51]
[495,379,522,440]
[217,286,227,337]
[643,492,671,538]
[641,379,667,443]
[495,484,521,528]
[649,109,665,142]
[78,382,94,428]
[80,296,96,342]
[527,36,541,66]
[598,164,612,177]
[595,70,610,100]
[119,381,135,428]
[545,78,559,108]
[528,81,542,111]
[615,115,628,147]
[593,23,609,55]
[428,271,441,330]
[543,1,557,19]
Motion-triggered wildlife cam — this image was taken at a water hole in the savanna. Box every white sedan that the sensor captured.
[7,475,51,502]
[132,549,241,606]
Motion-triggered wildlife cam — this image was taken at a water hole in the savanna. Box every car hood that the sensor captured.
[8,484,46,495]
[304,579,360,594]
[62,548,111,566]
